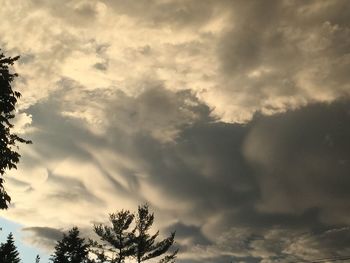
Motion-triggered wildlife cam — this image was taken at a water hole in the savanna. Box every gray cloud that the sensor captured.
[101,0,220,29]
[22,226,63,250]
[214,0,350,120]
[45,170,104,205]
[93,62,108,71]
[124,99,350,261]
[166,222,212,247]
[1,1,350,262]
[28,0,101,26]
[100,0,350,120]
[5,0,348,123]
[9,77,350,261]
[244,100,350,225]
[283,227,350,262]
[178,227,350,263]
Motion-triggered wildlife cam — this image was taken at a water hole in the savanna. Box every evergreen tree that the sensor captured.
[91,210,135,263]
[133,204,177,263]
[0,232,21,263]
[90,205,178,263]
[35,254,40,263]
[50,227,90,263]
[0,50,31,209]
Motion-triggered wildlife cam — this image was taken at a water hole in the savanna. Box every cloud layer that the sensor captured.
[1,0,349,262]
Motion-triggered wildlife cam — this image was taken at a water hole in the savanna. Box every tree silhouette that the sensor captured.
[91,210,136,263]
[133,204,177,263]
[50,227,90,263]
[0,232,21,263]
[90,205,178,263]
[35,254,40,263]
[0,50,31,209]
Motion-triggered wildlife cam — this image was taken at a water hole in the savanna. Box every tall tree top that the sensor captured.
[133,204,178,263]
[0,50,31,209]
[0,232,21,263]
[50,227,90,263]
[91,210,135,263]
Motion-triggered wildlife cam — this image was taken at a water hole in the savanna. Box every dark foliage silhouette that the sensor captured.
[35,254,40,263]
[0,50,31,209]
[91,210,135,263]
[0,232,21,263]
[91,204,177,263]
[133,204,177,263]
[50,227,91,263]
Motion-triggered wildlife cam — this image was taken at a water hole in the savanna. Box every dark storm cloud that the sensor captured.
[17,79,222,211]
[22,226,63,249]
[15,78,350,261]
[122,99,350,261]
[215,0,350,115]
[219,0,282,74]
[103,85,212,142]
[92,82,350,260]
[22,226,63,241]
[131,120,257,218]
[166,222,212,246]
[177,227,350,262]
[25,97,97,162]
[283,227,350,261]
[244,100,350,225]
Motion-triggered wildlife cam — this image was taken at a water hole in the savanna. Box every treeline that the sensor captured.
[0,52,178,262]
[1,204,178,263]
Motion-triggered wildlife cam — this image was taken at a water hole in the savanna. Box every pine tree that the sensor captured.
[35,254,40,263]
[91,210,135,263]
[0,50,32,209]
[50,227,90,263]
[133,204,177,263]
[0,232,21,263]
[90,205,178,263]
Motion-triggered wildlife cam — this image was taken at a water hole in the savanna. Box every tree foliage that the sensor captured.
[91,210,135,263]
[133,204,177,263]
[0,50,31,209]
[50,227,91,263]
[0,232,21,263]
[90,204,177,263]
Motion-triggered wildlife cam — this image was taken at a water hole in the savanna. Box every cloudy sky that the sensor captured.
[1,0,350,262]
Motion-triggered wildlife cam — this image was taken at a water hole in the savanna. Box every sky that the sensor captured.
[0,0,350,262]
[0,218,49,262]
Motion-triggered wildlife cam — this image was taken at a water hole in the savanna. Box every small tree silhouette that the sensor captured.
[0,232,21,263]
[50,227,90,263]
[0,50,32,209]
